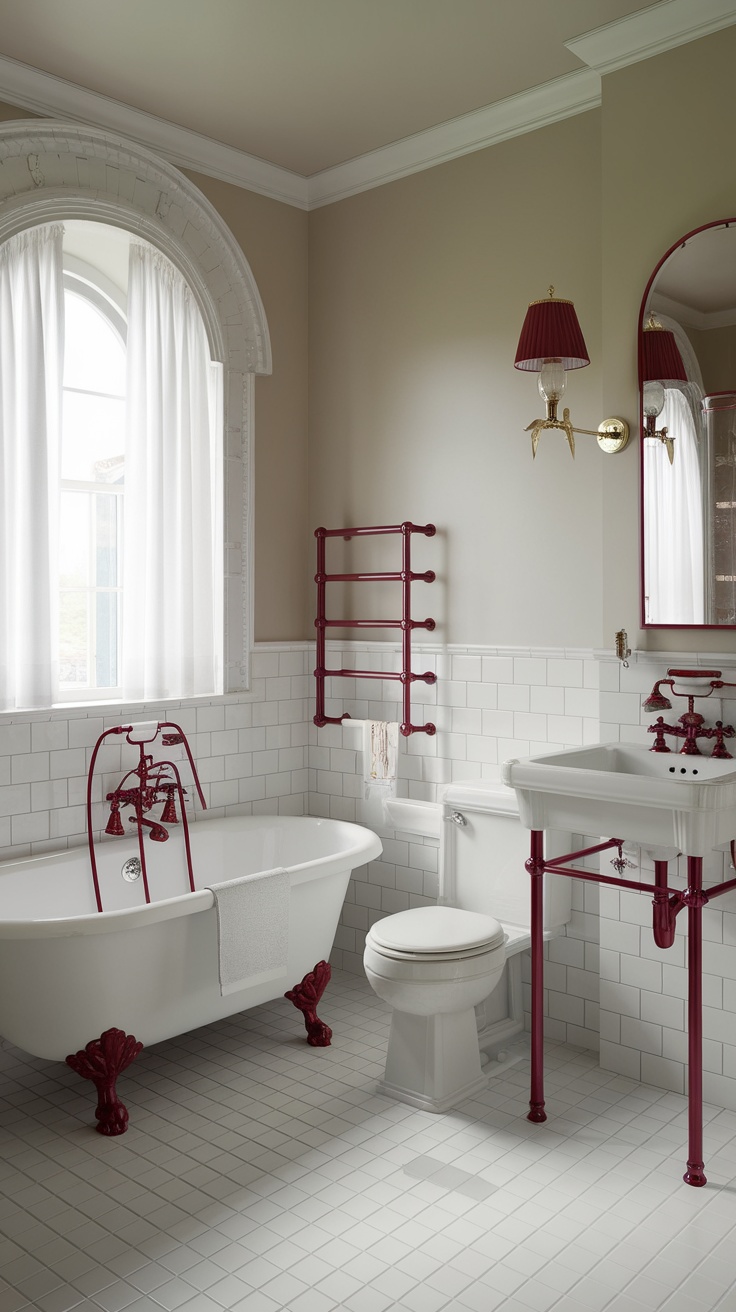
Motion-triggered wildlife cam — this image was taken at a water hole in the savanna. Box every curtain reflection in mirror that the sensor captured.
[703,392,736,623]
[644,386,704,623]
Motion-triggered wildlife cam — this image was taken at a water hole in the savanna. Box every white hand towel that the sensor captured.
[207,867,289,996]
[363,720,399,799]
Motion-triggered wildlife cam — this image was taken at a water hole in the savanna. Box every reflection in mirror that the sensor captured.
[640,221,736,627]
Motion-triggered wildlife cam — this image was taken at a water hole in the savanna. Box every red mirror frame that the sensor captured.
[638,217,736,630]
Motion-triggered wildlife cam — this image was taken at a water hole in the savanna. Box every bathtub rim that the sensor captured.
[0,813,382,939]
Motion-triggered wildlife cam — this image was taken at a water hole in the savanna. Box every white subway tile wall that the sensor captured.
[3,641,736,1109]
[0,645,312,865]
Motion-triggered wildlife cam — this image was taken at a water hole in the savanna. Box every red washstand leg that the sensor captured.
[66,1028,143,1136]
[285,960,333,1046]
[684,856,707,1187]
[527,830,546,1123]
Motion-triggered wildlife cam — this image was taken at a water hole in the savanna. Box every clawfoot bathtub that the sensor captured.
[0,814,381,1132]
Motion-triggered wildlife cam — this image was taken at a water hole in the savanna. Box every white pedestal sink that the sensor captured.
[502,741,736,1189]
[503,742,736,855]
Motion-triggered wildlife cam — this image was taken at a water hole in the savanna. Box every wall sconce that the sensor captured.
[514,286,629,458]
[641,312,687,464]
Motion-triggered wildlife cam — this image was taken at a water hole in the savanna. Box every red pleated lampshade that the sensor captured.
[514,289,590,372]
[641,314,687,382]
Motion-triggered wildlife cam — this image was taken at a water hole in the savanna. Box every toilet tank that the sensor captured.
[441,779,571,934]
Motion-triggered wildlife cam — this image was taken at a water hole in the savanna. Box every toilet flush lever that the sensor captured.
[446,811,467,826]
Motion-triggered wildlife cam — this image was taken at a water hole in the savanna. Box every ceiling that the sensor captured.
[651,225,736,326]
[0,0,669,177]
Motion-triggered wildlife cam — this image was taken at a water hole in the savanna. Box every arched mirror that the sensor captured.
[640,220,736,628]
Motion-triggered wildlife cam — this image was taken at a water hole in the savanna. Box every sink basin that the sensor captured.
[502,743,736,855]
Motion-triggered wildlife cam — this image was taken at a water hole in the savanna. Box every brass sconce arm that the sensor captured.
[643,413,675,464]
[525,408,629,459]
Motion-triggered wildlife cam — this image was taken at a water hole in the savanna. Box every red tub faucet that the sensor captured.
[86,722,206,913]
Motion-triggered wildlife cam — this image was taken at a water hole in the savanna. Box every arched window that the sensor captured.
[1,218,224,709]
[0,121,271,714]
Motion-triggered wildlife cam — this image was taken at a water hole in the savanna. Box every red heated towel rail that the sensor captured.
[314,521,437,736]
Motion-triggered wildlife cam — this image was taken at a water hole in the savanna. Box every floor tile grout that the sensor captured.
[0,970,735,1311]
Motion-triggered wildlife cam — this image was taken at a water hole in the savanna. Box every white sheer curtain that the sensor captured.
[644,387,704,623]
[0,225,64,710]
[122,243,222,701]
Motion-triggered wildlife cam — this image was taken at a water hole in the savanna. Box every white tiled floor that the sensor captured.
[1,972,736,1312]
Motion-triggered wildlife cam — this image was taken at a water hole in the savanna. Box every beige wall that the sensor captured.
[688,325,736,396]
[0,100,36,124]
[183,172,308,642]
[308,112,605,648]
[601,26,736,653]
[310,26,736,653]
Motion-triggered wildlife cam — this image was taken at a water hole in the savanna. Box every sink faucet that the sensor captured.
[643,668,736,756]
[647,712,734,756]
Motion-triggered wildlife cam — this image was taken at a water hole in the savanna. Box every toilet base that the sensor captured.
[379,1006,488,1113]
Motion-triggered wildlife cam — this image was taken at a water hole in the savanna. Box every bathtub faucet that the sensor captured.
[87,722,207,913]
[104,765,184,839]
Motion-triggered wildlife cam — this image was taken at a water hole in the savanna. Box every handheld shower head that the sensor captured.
[642,680,673,712]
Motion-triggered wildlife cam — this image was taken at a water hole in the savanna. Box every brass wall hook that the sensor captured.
[615,629,631,667]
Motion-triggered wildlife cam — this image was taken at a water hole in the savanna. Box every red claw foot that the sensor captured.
[285,960,333,1046]
[66,1028,143,1135]
[527,1103,547,1123]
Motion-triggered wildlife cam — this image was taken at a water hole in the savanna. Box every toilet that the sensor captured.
[363,779,571,1112]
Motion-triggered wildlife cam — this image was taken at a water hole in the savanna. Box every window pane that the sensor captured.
[95,494,119,588]
[62,391,125,483]
[59,491,89,588]
[95,494,119,688]
[63,290,125,394]
[59,591,89,686]
[60,275,126,695]
[95,592,118,688]
[59,490,120,690]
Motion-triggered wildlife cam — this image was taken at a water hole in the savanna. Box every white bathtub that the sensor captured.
[0,814,382,1061]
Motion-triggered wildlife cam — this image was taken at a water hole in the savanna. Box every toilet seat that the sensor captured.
[367,906,504,961]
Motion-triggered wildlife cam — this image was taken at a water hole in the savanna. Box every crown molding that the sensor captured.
[0,54,309,210]
[0,0,734,211]
[306,68,600,208]
[566,0,736,76]
[0,52,600,212]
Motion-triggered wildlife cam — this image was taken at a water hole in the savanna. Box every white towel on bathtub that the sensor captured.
[207,868,289,996]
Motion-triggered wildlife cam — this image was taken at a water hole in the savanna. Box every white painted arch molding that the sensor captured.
[0,119,271,373]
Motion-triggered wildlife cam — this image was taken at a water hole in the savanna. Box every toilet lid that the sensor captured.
[368,906,504,955]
